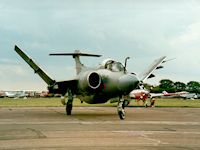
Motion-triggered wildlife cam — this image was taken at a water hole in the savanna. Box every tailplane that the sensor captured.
[50,50,102,74]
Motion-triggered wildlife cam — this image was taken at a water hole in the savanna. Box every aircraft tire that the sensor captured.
[118,110,125,120]
[66,104,72,115]
[117,99,126,120]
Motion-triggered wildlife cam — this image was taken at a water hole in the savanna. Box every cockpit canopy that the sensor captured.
[100,59,125,72]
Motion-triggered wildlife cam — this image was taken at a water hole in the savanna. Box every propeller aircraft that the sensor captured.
[14,45,166,119]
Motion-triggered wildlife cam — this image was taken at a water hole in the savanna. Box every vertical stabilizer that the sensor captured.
[73,50,84,74]
[49,50,102,74]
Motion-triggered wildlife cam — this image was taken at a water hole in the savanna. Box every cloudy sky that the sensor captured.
[0,0,200,91]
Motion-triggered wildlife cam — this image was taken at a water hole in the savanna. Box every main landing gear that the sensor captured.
[117,96,126,120]
[64,89,74,115]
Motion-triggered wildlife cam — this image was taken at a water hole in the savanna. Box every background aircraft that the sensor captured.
[110,89,165,107]
[179,92,197,99]
[0,91,5,98]
[14,45,166,119]
[129,89,189,107]
[5,91,28,99]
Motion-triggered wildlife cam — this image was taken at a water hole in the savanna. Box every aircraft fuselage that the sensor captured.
[76,68,139,104]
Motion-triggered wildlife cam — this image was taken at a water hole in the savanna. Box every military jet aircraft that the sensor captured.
[14,45,166,119]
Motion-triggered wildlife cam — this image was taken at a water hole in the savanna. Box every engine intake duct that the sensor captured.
[88,72,101,89]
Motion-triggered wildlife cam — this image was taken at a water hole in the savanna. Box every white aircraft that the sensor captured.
[179,92,197,99]
[129,90,189,107]
[5,91,28,98]
[0,91,6,98]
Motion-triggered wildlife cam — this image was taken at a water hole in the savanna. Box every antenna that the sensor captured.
[124,57,130,72]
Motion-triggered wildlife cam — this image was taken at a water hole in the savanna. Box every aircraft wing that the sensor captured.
[48,80,78,95]
[14,45,56,85]
[149,93,165,98]
[14,45,78,95]
[139,56,166,82]
[150,91,189,99]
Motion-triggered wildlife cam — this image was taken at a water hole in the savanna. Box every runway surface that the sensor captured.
[0,106,200,150]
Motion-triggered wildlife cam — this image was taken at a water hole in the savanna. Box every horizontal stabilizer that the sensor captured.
[50,50,102,57]
[14,45,55,85]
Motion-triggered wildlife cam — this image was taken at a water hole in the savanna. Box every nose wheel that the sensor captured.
[117,97,126,120]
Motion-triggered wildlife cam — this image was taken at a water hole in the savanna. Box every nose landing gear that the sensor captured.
[117,96,126,120]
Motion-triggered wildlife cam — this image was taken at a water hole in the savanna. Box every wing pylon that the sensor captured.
[139,56,166,82]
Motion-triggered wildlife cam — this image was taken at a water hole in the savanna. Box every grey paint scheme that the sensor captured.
[14,45,166,119]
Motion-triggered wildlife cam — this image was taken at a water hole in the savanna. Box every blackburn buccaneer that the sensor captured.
[14,45,166,119]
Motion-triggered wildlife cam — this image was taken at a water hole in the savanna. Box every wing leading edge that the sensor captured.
[14,45,77,95]
[14,45,55,85]
[139,56,166,82]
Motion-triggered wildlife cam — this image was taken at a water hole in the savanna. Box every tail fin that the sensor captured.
[139,56,166,82]
[50,50,101,74]
[162,91,168,95]
[14,45,55,85]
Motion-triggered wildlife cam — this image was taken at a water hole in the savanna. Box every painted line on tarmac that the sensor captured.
[110,130,200,135]
[0,120,200,125]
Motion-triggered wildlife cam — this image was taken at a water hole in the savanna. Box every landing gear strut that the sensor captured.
[117,96,126,120]
[65,89,73,115]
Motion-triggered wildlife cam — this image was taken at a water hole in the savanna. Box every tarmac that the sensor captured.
[0,106,200,150]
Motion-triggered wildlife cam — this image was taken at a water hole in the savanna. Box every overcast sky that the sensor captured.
[0,0,200,91]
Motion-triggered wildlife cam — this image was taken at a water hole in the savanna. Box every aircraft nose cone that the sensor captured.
[118,74,139,95]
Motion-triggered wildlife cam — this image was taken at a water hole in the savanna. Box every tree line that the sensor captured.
[144,79,200,94]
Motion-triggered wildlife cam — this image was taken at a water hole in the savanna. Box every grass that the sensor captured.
[154,98,200,108]
[0,97,200,108]
[0,98,62,107]
[0,98,116,107]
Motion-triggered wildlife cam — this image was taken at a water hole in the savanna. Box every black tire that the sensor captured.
[118,110,125,120]
[66,104,72,115]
